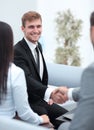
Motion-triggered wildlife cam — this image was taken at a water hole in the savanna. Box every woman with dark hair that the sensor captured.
[0,21,49,125]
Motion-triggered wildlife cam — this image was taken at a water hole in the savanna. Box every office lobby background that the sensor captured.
[0,0,94,67]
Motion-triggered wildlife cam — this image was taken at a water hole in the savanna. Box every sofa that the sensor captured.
[47,62,83,88]
[47,62,84,110]
[0,63,84,130]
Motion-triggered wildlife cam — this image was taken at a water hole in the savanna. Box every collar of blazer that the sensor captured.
[20,38,43,78]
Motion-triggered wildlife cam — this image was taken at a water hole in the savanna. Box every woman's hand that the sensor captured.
[40,114,50,124]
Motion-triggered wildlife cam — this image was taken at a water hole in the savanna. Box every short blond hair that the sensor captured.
[22,11,42,27]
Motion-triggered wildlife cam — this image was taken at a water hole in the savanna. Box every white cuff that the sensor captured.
[68,88,75,100]
[39,117,44,124]
[44,85,56,102]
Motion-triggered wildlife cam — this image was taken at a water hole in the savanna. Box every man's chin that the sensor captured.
[32,38,39,43]
[28,39,38,43]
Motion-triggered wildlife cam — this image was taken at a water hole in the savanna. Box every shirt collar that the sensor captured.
[24,37,38,51]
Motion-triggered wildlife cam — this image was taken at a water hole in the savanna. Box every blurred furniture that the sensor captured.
[47,62,83,88]
[47,62,84,110]
[0,117,48,130]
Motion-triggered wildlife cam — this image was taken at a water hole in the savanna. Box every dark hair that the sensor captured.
[90,12,94,26]
[0,21,13,103]
[22,11,42,27]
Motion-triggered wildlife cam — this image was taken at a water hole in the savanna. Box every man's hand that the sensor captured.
[40,115,50,124]
[50,86,69,104]
[58,86,69,96]
[48,99,54,105]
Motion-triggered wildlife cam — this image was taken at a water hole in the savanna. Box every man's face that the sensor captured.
[22,19,42,44]
[90,26,94,47]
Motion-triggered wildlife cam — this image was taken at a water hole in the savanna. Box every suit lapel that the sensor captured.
[38,42,48,83]
[21,39,41,77]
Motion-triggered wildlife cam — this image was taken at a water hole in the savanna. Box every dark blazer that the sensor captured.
[14,38,48,104]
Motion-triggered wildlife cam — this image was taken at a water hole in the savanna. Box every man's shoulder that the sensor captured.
[14,39,26,52]
[9,63,24,76]
[84,62,94,73]
[81,62,94,82]
[88,62,94,68]
[14,39,23,47]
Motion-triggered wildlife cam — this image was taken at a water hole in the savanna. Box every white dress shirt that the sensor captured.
[24,38,56,102]
[24,38,74,102]
[0,63,43,125]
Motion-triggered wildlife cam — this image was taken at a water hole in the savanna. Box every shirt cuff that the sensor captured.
[39,117,44,124]
[68,88,75,100]
[44,85,57,102]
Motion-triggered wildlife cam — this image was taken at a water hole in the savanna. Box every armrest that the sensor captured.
[0,117,48,130]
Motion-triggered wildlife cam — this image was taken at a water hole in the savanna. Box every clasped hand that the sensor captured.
[50,86,69,104]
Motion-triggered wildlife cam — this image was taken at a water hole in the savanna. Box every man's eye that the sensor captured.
[29,25,41,29]
[37,25,41,28]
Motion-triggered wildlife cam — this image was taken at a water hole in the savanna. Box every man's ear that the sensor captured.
[21,26,24,32]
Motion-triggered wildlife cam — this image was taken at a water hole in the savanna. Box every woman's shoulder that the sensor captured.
[9,63,24,75]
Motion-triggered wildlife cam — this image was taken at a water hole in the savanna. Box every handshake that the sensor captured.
[49,86,69,105]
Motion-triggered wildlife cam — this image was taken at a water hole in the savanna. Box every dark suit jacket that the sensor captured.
[14,38,48,104]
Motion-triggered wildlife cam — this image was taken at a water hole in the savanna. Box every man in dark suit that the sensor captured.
[58,11,94,130]
[14,11,68,129]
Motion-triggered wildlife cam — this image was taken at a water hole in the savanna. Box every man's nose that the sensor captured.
[33,26,39,32]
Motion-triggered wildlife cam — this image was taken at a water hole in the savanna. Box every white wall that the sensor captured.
[0,0,38,43]
[0,0,94,67]
[37,0,94,67]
